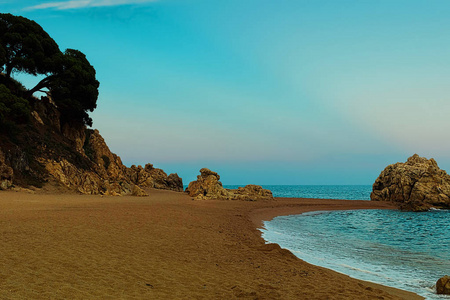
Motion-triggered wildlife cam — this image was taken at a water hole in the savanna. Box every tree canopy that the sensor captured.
[0,13,99,127]
[0,84,30,126]
[49,49,99,127]
[0,13,61,78]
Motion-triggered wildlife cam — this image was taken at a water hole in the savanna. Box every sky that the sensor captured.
[2,0,450,185]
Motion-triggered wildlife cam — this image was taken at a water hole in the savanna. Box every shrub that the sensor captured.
[0,84,30,126]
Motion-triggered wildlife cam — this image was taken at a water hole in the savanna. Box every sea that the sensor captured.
[225,185,449,300]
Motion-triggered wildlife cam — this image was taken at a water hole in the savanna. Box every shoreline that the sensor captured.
[0,190,423,299]
[249,197,399,229]
[249,197,425,300]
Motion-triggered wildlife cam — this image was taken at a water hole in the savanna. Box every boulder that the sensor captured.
[167,173,183,191]
[233,184,274,201]
[436,276,450,295]
[186,168,273,201]
[186,168,230,199]
[371,154,450,211]
[131,184,148,197]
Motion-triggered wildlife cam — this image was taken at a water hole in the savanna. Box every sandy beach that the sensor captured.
[0,189,422,299]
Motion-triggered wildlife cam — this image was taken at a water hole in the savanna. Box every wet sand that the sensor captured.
[0,189,422,299]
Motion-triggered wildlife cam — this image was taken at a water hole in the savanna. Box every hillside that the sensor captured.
[0,86,182,195]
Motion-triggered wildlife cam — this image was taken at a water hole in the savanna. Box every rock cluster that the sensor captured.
[126,164,183,192]
[233,184,274,200]
[186,168,273,201]
[436,275,450,295]
[371,154,450,211]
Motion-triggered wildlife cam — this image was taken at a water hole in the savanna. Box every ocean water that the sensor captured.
[225,185,373,200]
[262,209,450,299]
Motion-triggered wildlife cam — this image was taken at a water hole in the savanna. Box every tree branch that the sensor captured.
[26,74,56,99]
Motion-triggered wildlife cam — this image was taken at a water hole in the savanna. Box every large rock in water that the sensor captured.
[436,276,450,295]
[371,154,450,211]
[186,168,273,201]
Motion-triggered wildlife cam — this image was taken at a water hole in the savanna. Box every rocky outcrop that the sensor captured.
[371,154,450,211]
[63,122,87,155]
[126,163,183,192]
[37,126,139,196]
[436,276,450,295]
[233,184,274,201]
[41,153,147,196]
[0,107,182,196]
[186,168,231,199]
[39,127,182,196]
[85,129,127,180]
[43,159,103,194]
[0,149,13,190]
[186,168,273,201]
[0,80,182,196]
[167,173,183,191]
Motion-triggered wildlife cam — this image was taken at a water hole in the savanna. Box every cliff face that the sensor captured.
[371,154,450,211]
[0,98,183,195]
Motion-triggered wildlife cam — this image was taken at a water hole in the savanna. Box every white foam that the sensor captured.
[262,210,450,300]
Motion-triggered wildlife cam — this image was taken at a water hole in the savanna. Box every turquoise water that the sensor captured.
[262,209,450,299]
[225,185,373,200]
[185,184,372,200]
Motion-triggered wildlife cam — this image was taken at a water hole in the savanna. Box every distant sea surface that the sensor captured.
[185,184,372,200]
[225,184,373,200]
[245,185,450,300]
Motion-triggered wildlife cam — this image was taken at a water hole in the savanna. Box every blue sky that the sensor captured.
[3,0,450,185]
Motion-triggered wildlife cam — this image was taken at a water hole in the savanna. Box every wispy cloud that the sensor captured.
[25,0,157,10]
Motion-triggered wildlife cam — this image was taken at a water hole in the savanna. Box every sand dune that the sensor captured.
[0,189,422,299]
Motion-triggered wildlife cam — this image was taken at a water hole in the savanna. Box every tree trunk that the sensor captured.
[5,64,12,78]
[26,75,54,99]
